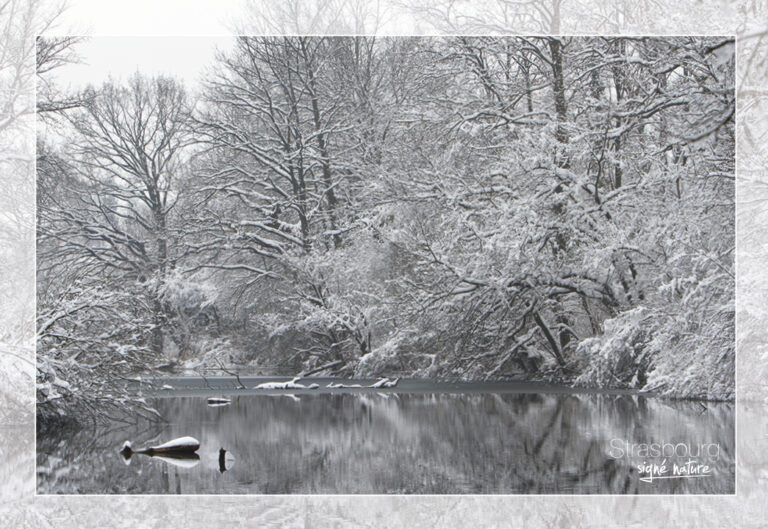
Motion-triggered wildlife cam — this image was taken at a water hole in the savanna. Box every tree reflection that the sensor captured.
[37,392,734,494]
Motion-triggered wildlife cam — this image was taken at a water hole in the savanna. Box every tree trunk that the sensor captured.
[302,39,342,249]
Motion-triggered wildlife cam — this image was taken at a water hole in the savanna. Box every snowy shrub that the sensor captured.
[36,283,160,426]
[158,272,221,358]
[643,263,735,400]
[159,272,218,315]
[354,330,437,377]
[575,308,655,389]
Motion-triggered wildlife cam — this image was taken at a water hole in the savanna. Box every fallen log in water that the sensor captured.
[120,436,200,457]
[326,378,400,389]
[255,377,319,390]
[369,377,399,388]
[326,382,362,388]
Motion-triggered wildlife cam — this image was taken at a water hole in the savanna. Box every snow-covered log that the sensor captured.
[121,436,200,456]
[369,377,400,388]
[326,382,363,388]
[254,377,319,390]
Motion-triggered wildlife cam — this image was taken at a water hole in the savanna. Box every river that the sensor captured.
[36,377,734,494]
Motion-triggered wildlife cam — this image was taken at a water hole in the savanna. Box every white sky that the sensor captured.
[52,0,238,36]
[53,36,235,91]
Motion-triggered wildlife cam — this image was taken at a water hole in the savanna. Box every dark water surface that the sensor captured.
[36,378,734,494]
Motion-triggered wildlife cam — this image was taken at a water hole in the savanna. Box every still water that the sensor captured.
[36,378,734,494]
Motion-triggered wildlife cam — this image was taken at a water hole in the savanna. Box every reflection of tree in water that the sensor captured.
[37,392,734,494]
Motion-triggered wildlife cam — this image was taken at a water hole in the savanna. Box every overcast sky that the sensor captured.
[53,36,235,91]
[53,0,238,35]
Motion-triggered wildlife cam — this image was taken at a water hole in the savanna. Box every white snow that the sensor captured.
[369,377,399,388]
[147,436,200,453]
[325,379,399,389]
[326,382,363,388]
[254,377,319,390]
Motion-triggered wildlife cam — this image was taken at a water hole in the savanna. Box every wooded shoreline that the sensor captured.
[36,36,735,426]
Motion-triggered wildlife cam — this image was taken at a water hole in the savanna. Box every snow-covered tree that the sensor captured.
[37,37,735,426]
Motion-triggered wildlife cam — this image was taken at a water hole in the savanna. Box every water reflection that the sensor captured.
[36,392,734,494]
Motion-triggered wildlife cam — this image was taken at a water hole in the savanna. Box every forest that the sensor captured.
[36,36,735,425]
